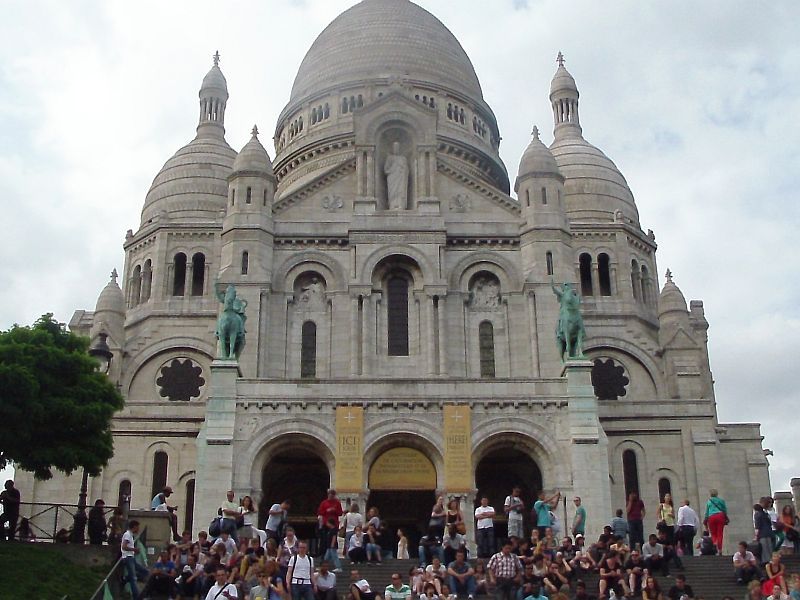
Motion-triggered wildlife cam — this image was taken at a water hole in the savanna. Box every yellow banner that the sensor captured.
[335,406,363,492]
[443,405,472,491]
[369,447,437,490]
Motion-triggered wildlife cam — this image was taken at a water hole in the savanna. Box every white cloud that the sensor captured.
[0,0,797,490]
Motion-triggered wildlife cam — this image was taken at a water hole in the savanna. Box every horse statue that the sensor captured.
[214,280,247,359]
[551,280,586,361]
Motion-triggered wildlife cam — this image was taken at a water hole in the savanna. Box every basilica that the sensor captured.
[17,0,769,550]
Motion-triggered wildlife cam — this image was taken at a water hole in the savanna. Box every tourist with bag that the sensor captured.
[703,489,728,553]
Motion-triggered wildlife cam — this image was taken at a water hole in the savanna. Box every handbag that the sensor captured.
[209,517,222,537]
[456,522,466,535]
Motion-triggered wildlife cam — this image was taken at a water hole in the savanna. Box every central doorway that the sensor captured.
[475,446,542,544]
[367,447,437,557]
[260,448,329,545]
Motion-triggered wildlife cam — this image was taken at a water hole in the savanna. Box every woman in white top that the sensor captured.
[347,524,367,563]
[397,528,410,560]
[344,503,364,547]
[240,495,267,546]
[424,556,446,594]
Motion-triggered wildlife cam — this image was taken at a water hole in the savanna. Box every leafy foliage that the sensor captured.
[0,314,124,479]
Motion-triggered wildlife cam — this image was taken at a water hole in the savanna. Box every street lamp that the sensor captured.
[70,332,114,543]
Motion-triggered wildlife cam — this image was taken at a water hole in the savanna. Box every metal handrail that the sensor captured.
[6,501,119,543]
[88,556,122,600]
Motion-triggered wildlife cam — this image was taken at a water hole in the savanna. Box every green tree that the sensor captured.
[0,314,124,479]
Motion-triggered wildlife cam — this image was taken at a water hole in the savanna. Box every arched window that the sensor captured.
[152,451,168,499]
[525,189,530,207]
[230,188,235,206]
[311,107,317,124]
[541,186,548,205]
[658,477,672,502]
[387,276,409,356]
[117,479,132,508]
[142,259,152,302]
[323,103,330,119]
[622,449,640,497]
[300,321,317,379]
[173,253,187,296]
[342,98,348,114]
[191,253,205,296]
[641,265,650,304]
[241,251,249,275]
[263,189,268,207]
[246,187,252,204]
[184,479,196,532]
[598,253,612,296]
[546,252,554,276]
[631,260,640,301]
[579,253,593,296]
[130,265,142,307]
[479,321,496,378]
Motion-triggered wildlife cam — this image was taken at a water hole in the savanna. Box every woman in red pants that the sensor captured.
[703,489,728,553]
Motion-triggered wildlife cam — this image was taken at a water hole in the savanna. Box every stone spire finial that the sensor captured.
[213,50,221,67]
[665,269,673,283]
[251,124,259,138]
[556,51,565,67]
[531,125,540,140]
[110,268,118,284]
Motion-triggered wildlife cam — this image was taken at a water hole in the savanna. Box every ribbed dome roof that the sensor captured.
[95,270,125,315]
[550,64,578,97]
[289,0,483,104]
[201,64,228,95]
[550,133,639,224]
[659,271,688,318]
[518,126,560,178]
[232,126,273,176]
[141,134,236,224]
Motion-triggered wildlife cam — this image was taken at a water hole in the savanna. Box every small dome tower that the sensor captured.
[550,52,581,141]
[197,50,229,138]
[516,125,572,282]
[91,269,125,381]
[220,125,276,282]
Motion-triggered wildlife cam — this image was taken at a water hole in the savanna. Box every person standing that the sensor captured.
[657,493,676,545]
[266,500,290,543]
[474,497,496,558]
[572,496,587,538]
[504,487,525,540]
[241,495,268,546]
[121,520,149,600]
[533,490,560,539]
[221,489,241,544]
[87,498,108,545]
[317,489,343,558]
[703,489,728,554]
[754,503,774,565]
[287,541,317,600]
[0,480,21,541]
[626,492,646,550]
[486,541,523,600]
[676,499,699,556]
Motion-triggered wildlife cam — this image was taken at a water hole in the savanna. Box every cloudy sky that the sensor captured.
[0,0,797,490]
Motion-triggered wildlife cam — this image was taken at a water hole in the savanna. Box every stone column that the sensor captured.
[426,294,437,375]
[194,359,241,538]
[437,295,448,375]
[609,265,618,296]
[563,359,611,543]
[774,491,794,515]
[591,263,601,297]
[459,491,477,558]
[350,296,360,375]
[362,294,373,375]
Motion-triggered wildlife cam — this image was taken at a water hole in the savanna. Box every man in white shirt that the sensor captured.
[287,541,317,600]
[205,567,238,599]
[121,520,149,600]
[315,561,337,600]
[642,534,668,577]
[475,497,496,559]
[732,541,760,584]
[220,490,240,543]
[266,500,290,543]
[676,499,700,557]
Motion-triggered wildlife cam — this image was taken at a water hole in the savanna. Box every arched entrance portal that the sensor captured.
[367,447,436,557]
[260,448,329,543]
[475,446,542,543]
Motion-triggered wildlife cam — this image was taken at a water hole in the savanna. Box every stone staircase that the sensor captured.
[332,555,800,600]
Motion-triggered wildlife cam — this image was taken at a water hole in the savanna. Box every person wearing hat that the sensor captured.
[152,485,180,541]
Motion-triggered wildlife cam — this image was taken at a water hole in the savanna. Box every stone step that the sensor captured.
[330,555,800,599]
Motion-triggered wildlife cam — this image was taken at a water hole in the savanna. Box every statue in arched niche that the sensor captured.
[384,142,409,210]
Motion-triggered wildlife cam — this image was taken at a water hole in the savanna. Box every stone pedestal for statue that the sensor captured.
[774,491,794,514]
[193,359,241,537]
[563,359,611,543]
[416,197,441,215]
[354,196,378,215]
[792,478,800,514]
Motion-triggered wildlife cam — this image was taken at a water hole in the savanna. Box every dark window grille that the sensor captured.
[387,277,409,356]
[479,321,496,378]
[300,321,317,378]
[152,451,168,498]
[623,449,640,497]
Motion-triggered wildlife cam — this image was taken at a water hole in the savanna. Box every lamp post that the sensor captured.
[70,332,113,543]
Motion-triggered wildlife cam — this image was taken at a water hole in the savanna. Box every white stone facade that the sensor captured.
[16,0,769,553]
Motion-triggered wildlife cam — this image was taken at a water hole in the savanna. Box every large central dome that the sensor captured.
[289,0,484,104]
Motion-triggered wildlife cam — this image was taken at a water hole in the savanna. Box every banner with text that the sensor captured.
[335,406,364,491]
[443,404,472,491]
